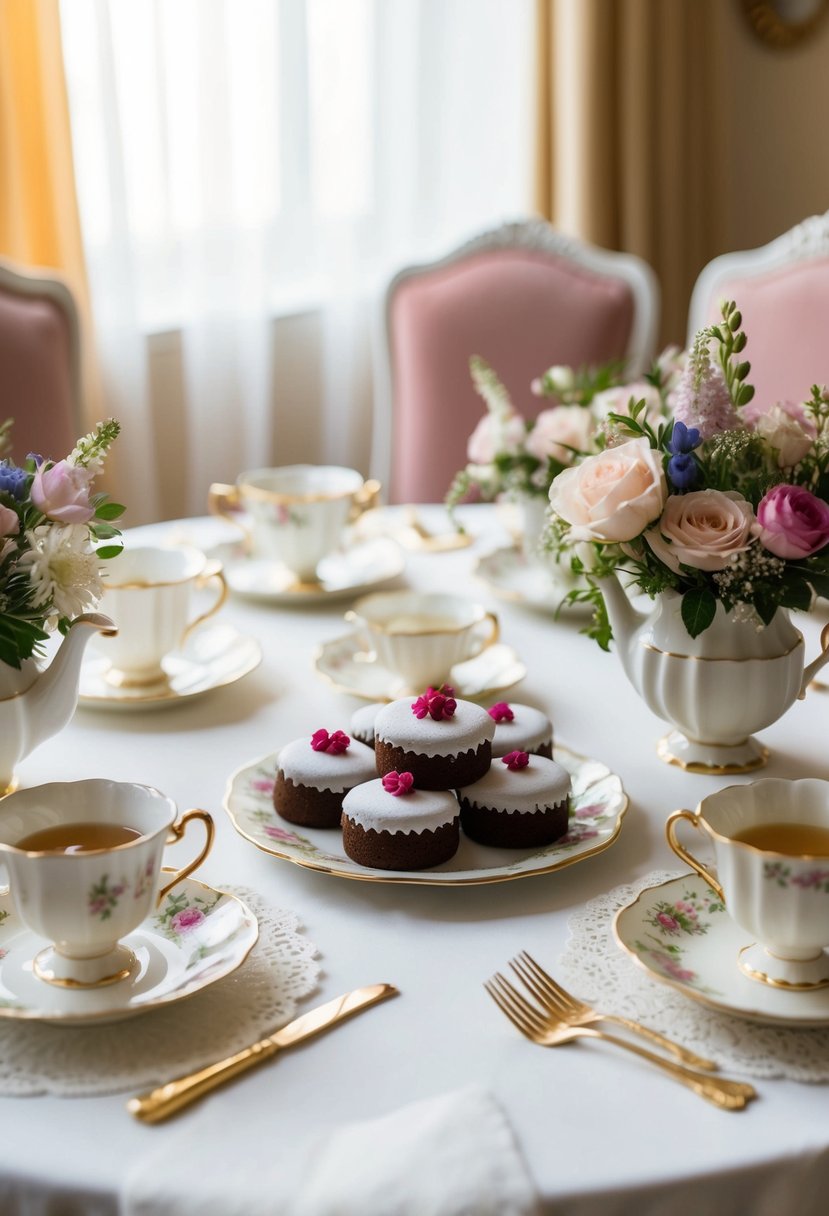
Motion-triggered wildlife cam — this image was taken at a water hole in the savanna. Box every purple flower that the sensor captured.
[667,452,698,492]
[0,463,27,500]
[170,906,206,934]
[666,421,701,454]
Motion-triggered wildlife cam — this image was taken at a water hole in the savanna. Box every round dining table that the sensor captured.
[2,505,829,1216]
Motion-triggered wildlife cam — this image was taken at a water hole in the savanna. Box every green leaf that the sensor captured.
[90,522,121,540]
[96,544,124,560]
[780,578,813,613]
[95,501,126,521]
[805,571,829,599]
[681,587,716,638]
[737,384,755,406]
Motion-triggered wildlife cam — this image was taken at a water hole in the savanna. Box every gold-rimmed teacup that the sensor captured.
[97,545,227,687]
[667,778,829,990]
[208,465,380,582]
[0,780,214,989]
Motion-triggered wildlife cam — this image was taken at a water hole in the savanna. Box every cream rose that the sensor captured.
[548,437,667,543]
[466,412,526,464]
[525,406,594,465]
[754,405,815,468]
[592,382,663,429]
[645,490,755,573]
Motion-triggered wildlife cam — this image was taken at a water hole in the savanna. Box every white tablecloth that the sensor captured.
[2,506,829,1216]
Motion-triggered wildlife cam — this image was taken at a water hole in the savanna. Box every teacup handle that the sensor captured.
[181,561,228,645]
[208,483,253,554]
[470,611,499,655]
[349,479,382,522]
[665,809,725,903]
[158,810,216,904]
[799,621,829,697]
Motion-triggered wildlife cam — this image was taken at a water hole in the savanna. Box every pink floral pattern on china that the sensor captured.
[645,887,724,937]
[155,889,221,943]
[87,858,156,920]
[764,861,829,892]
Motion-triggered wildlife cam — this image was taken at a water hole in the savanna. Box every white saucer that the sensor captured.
[79,623,262,709]
[314,631,526,701]
[613,873,829,1027]
[212,538,405,604]
[224,744,628,886]
[0,876,258,1024]
[475,546,591,616]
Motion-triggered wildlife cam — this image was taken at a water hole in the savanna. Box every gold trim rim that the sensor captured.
[239,468,368,505]
[737,944,829,991]
[656,734,769,775]
[78,635,263,706]
[641,637,803,662]
[100,545,213,590]
[612,873,829,1028]
[33,946,136,989]
[222,745,629,887]
[688,777,829,862]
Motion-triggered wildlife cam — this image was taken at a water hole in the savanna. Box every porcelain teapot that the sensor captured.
[0,613,116,793]
[598,574,829,774]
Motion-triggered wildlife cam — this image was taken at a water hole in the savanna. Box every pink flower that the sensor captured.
[488,702,514,723]
[525,406,594,465]
[30,460,94,524]
[251,778,275,793]
[310,728,351,754]
[467,412,526,464]
[382,770,415,796]
[265,825,299,842]
[656,912,680,931]
[411,691,457,720]
[502,750,529,771]
[171,906,205,934]
[754,484,829,559]
[672,354,740,440]
[0,504,18,537]
[592,382,664,430]
[549,437,666,543]
[646,490,755,573]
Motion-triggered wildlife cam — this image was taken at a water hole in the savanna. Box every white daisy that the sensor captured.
[18,524,103,620]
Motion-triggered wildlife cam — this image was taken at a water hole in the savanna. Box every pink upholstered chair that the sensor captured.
[374,219,659,504]
[687,212,829,410]
[0,259,82,463]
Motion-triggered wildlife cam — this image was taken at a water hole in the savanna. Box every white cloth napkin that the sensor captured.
[121,1085,538,1216]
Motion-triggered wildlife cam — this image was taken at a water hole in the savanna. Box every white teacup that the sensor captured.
[667,778,829,990]
[346,591,499,688]
[0,779,214,988]
[98,545,227,687]
[208,465,379,582]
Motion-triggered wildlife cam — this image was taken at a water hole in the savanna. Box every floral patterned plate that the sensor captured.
[223,745,627,886]
[613,873,829,1027]
[0,877,258,1024]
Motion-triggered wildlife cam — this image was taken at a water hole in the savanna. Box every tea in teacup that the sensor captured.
[15,822,141,855]
[667,777,829,989]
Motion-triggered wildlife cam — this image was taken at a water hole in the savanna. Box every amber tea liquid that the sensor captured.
[733,822,829,856]
[15,822,142,855]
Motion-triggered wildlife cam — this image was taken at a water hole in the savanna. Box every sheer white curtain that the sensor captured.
[60,0,534,523]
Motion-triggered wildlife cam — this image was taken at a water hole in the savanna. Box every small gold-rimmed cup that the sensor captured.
[97,545,227,687]
[208,465,380,583]
[0,780,214,989]
[345,590,499,688]
[666,778,829,990]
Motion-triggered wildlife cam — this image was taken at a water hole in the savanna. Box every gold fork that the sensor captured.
[510,951,718,1072]
[485,973,757,1111]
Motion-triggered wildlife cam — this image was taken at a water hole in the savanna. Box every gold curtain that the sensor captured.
[535,0,723,348]
[0,0,100,431]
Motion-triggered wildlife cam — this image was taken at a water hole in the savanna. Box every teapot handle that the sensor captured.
[798,622,829,698]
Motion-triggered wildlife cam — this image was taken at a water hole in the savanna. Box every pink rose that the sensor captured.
[31,460,94,524]
[0,504,19,537]
[754,484,829,559]
[646,490,754,573]
[170,906,206,934]
[656,912,679,932]
[524,406,593,465]
[548,437,667,543]
[466,413,526,464]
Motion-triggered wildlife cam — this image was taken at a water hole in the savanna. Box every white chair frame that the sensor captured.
[687,211,829,345]
[0,257,83,438]
[371,217,659,495]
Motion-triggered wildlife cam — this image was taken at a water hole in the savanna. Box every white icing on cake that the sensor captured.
[277,737,376,794]
[459,755,570,816]
[350,703,382,744]
[342,778,459,835]
[374,697,495,758]
[490,703,553,757]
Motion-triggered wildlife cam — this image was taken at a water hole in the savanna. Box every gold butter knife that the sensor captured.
[128,983,398,1124]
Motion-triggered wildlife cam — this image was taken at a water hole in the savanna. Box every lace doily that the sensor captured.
[559,869,829,1081]
[0,888,320,1096]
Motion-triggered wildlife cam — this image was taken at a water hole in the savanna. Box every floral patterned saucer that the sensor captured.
[0,877,258,1024]
[613,873,829,1027]
[223,745,627,886]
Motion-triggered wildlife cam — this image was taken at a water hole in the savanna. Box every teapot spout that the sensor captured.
[26,613,117,752]
[596,572,649,685]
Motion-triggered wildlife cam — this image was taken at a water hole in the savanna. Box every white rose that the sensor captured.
[466,413,526,465]
[543,365,575,394]
[592,382,663,429]
[548,437,667,543]
[525,406,594,465]
[755,405,814,468]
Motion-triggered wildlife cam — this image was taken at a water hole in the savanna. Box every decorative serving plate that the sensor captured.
[0,877,258,1024]
[213,537,405,604]
[475,546,591,616]
[79,624,262,710]
[314,632,526,701]
[613,873,829,1027]
[224,744,627,886]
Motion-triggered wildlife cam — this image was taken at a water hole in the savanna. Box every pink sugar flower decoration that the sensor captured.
[411,691,457,721]
[502,750,529,771]
[488,702,514,723]
[382,771,415,797]
[310,728,351,754]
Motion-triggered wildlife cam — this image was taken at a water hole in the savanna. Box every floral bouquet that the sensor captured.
[0,419,123,668]
[547,302,829,646]
[445,350,682,527]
